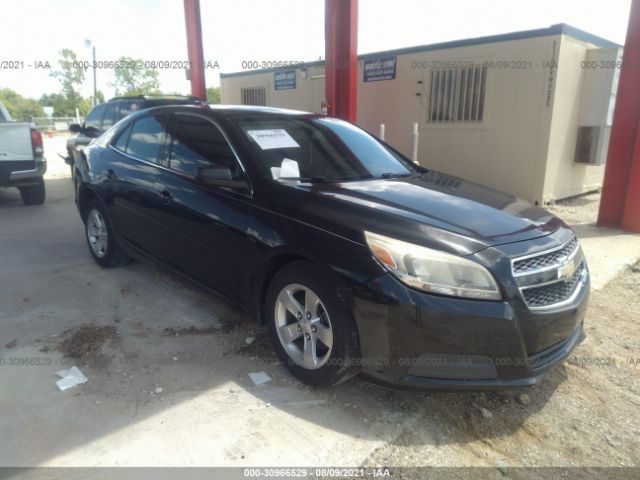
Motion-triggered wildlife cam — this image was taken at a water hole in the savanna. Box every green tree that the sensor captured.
[111,57,161,96]
[0,88,44,120]
[39,92,68,116]
[50,49,86,115]
[206,86,221,104]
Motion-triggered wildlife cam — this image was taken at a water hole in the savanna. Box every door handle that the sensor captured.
[153,182,173,204]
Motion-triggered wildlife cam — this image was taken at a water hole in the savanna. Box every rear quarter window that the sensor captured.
[123,115,169,164]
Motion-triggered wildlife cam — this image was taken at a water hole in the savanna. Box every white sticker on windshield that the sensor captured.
[247,129,300,150]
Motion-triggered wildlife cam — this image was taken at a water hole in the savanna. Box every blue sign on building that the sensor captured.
[274,70,296,90]
[363,56,397,82]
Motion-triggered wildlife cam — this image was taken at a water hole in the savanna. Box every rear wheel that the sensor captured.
[84,199,130,268]
[19,177,45,205]
[266,262,360,386]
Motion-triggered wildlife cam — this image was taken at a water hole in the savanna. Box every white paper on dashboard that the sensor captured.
[280,158,300,178]
[270,166,281,180]
[247,129,300,150]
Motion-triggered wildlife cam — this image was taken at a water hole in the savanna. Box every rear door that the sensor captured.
[102,113,171,257]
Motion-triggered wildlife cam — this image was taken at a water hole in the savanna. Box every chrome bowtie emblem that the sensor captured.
[557,256,577,282]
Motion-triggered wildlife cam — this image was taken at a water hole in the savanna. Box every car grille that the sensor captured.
[522,261,586,307]
[512,236,587,310]
[513,236,578,274]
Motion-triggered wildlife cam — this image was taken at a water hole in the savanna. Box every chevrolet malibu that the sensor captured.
[74,105,589,389]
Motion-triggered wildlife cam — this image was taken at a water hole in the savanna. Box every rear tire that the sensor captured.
[84,199,130,268]
[266,261,360,386]
[19,177,45,205]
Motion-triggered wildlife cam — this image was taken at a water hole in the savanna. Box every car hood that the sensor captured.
[283,172,565,256]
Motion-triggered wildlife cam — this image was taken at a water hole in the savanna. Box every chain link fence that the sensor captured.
[32,117,83,134]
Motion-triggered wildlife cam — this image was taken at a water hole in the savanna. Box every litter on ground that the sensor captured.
[56,366,88,391]
[248,371,271,385]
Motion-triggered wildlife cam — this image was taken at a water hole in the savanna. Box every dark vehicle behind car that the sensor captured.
[74,105,589,390]
[65,95,203,174]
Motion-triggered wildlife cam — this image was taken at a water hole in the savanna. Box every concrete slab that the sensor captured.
[573,223,640,290]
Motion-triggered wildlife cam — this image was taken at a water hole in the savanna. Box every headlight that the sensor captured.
[364,231,502,301]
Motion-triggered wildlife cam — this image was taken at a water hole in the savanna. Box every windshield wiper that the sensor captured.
[279,174,375,183]
[379,172,414,179]
[279,176,333,183]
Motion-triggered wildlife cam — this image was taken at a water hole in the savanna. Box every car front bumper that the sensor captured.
[349,269,589,391]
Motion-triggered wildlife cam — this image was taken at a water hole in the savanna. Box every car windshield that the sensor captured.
[233,116,418,182]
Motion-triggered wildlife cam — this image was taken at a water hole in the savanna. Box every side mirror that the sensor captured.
[84,126,101,138]
[196,166,249,192]
[69,123,82,133]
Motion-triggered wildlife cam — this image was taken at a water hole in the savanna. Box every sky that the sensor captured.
[0,0,632,101]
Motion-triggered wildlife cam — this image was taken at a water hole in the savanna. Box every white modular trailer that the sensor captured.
[220,24,621,205]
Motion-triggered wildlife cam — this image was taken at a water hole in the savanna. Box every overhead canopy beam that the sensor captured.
[597,0,640,232]
[183,0,206,100]
[325,0,358,121]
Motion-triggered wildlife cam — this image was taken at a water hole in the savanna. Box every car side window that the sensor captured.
[112,124,133,152]
[168,114,242,179]
[102,103,119,130]
[118,101,141,120]
[84,104,106,131]
[125,115,170,164]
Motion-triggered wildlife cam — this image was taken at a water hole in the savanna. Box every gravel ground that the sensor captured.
[546,191,601,225]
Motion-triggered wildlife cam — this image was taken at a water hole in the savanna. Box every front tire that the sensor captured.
[266,262,360,386]
[19,177,45,205]
[84,199,130,268]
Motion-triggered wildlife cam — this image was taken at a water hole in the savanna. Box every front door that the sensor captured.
[151,112,257,303]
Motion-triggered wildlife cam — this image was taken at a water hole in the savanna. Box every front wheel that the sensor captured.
[266,262,360,386]
[84,199,130,268]
[19,177,45,205]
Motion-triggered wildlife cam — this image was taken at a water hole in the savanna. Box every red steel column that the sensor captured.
[597,0,640,231]
[183,0,206,100]
[621,121,640,230]
[325,0,358,121]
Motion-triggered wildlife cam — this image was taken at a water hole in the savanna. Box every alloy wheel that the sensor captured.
[86,209,108,258]
[274,283,334,369]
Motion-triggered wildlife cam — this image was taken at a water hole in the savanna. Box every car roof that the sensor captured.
[107,95,202,103]
[137,104,315,119]
[208,105,311,115]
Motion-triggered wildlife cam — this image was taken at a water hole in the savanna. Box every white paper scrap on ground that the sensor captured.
[280,158,300,178]
[56,366,88,391]
[248,371,271,385]
[247,129,300,150]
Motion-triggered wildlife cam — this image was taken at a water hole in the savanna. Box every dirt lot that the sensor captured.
[0,145,639,477]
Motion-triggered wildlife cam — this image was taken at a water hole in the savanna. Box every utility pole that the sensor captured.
[85,39,98,106]
[92,45,97,107]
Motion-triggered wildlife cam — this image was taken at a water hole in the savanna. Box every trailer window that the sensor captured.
[427,64,487,124]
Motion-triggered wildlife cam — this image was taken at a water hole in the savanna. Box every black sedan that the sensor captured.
[74,105,589,389]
